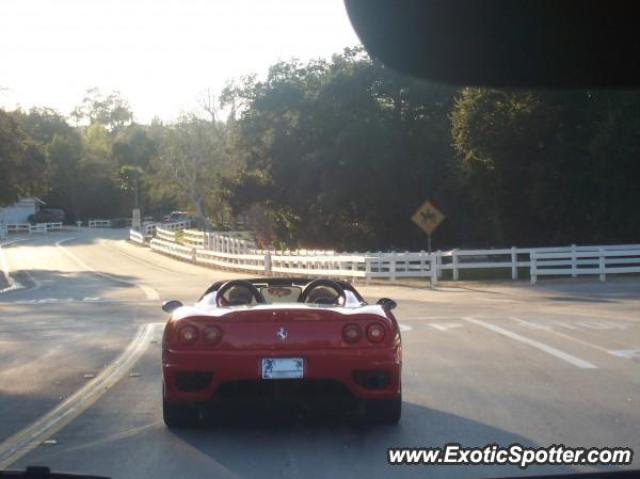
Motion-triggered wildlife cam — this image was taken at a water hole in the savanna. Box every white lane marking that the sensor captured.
[463,317,598,369]
[609,349,640,360]
[55,238,160,300]
[0,322,162,469]
[429,322,463,332]
[3,299,157,305]
[0,241,23,293]
[0,239,42,294]
[511,316,640,361]
[402,316,460,321]
[510,317,611,353]
[399,323,413,332]
[475,297,518,303]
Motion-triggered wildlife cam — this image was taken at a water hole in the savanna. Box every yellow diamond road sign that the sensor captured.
[411,201,445,235]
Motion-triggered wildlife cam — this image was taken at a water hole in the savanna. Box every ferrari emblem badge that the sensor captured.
[276,327,288,341]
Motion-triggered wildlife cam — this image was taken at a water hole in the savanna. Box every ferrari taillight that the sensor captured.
[178,325,198,344]
[366,323,385,343]
[342,323,362,343]
[203,325,223,345]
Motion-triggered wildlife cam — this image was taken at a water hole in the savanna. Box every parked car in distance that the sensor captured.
[28,208,65,224]
[163,211,191,223]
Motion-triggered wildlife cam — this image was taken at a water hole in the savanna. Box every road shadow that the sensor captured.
[165,401,582,479]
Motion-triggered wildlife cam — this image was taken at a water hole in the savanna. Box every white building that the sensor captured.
[0,197,45,224]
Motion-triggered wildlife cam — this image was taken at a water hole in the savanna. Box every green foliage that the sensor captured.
[146,115,233,229]
[451,89,640,245]
[71,88,133,131]
[222,47,461,249]
[2,53,639,249]
[0,110,47,206]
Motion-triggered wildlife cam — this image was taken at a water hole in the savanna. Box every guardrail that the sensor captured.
[88,219,112,228]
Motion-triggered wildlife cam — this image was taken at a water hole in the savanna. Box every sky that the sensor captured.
[0,0,361,123]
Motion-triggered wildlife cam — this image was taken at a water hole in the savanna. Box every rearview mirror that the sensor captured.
[376,298,397,311]
[161,300,183,313]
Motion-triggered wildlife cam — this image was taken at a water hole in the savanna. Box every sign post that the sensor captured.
[411,200,445,253]
[132,208,141,231]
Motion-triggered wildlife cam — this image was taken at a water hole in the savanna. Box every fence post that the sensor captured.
[598,248,606,282]
[452,249,459,281]
[571,244,577,278]
[365,257,371,285]
[351,257,358,281]
[264,252,272,274]
[511,246,518,280]
[436,250,443,278]
[429,253,438,287]
[389,255,396,281]
[530,251,537,284]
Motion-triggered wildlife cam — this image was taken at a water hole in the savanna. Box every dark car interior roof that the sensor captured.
[345,0,640,87]
[201,278,366,302]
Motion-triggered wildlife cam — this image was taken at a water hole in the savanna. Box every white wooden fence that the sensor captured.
[530,245,640,283]
[155,227,177,242]
[205,232,256,253]
[88,219,111,228]
[129,229,145,245]
[1,222,64,236]
[131,223,640,284]
[182,229,205,248]
[149,238,195,262]
[160,220,191,231]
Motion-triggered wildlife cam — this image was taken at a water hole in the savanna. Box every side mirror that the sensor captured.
[161,300,183,313]
[376,298,397,311]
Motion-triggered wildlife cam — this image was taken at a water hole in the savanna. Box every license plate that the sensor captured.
[261,358,304,379]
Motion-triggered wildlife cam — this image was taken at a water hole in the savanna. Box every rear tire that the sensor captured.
[163,396,199,428]
[362,395,402,424]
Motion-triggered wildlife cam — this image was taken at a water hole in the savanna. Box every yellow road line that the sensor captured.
[0,322,162,468]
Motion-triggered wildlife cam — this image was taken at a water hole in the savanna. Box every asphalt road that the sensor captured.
[0,229,639,479]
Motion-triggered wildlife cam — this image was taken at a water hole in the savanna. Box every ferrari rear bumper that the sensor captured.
[162,347,401,403]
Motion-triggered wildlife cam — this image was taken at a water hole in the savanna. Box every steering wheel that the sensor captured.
[216,280,266,307]
[298,279,347,306]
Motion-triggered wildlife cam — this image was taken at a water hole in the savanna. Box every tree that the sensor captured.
[71,88,133,132]
[0,110,47,206]
[221,48,460,250]
[112,125,157,210]
[450,88,640,245]
[13,108,82,219]
[149,116,231,229]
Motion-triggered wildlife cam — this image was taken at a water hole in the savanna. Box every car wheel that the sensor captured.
[363,395,402,424]
[163,396,199,428]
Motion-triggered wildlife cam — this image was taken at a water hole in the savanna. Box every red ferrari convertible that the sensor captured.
[161,277,402,427]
